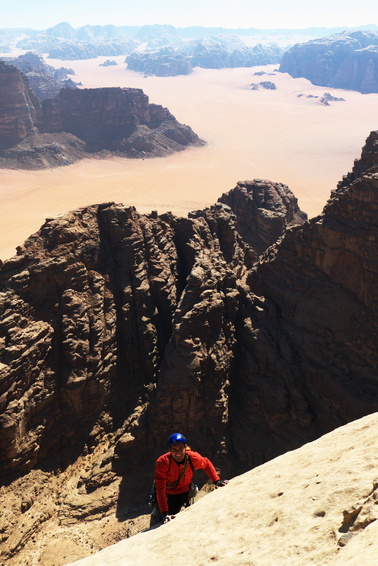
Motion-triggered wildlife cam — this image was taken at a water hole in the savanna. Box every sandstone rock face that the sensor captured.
[117,134,378,472]
[280,30,378,93]
[238,133,378,466]
[0,62,41,149]
[40,87,204,154]
[0,65,204,168]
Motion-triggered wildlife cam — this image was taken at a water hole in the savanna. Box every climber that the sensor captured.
[151,432,229,525]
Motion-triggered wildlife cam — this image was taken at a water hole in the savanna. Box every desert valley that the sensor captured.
[1,52,377,260]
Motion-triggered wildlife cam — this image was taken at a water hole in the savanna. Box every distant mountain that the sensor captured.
[280,30,378,93]
[126,39,285,76]
[0,51,77,101]
[0,22,377,61]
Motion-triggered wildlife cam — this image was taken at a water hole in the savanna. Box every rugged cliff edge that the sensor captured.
[0,63,204,169]
[1,133,378,564]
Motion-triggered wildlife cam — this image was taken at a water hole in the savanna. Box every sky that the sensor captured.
[0,0,377,30]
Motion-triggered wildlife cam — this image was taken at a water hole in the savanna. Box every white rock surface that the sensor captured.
[68,412,378,566]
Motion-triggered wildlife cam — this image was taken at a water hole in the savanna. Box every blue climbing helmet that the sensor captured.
[167,432,187,446]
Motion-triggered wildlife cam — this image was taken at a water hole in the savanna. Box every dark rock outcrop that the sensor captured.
[280,30,378,93]
[0,65,204,168]
[2,131,378,487]
[0,62,41,150]
[217,179,307,256]
[39,87,204,155]
[0,179,305,485]
[100,59,118,67]
[116,131,378,472]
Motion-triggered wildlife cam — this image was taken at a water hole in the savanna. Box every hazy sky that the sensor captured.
[1,0,377,30]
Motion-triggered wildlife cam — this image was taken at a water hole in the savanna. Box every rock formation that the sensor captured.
[0,51,78,102]
[217,179,307,255]
[1,127,378,563]
[0,64,204,168]
[0,180,305,486]
[0,61,41,149]
[190,39,284,69]
[40,87,204,155]
[280,30,378,93]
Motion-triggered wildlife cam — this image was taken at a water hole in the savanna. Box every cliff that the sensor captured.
[0,51,78,102]
[279,30,378,93]
[0,180,305,486]
[0,64,204,168]
[0,62,41,149]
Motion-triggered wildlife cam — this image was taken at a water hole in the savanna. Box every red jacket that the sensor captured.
[155,450,220,514]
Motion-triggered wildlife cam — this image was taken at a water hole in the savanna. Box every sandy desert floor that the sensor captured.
[1,54,378,260]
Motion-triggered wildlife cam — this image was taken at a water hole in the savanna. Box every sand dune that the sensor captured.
[1,55,378,260]
[68,412,378,566]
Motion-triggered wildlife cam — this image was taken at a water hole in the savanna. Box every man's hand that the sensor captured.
[214,479,229,487]
[162,514,176,524]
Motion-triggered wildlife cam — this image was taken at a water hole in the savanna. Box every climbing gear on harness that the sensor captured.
[167,453,190,489]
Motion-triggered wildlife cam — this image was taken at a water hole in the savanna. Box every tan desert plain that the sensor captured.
[1,53,378,260]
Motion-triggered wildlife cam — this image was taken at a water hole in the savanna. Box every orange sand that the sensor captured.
[1,55,378,260]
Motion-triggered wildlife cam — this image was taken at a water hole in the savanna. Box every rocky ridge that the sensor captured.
[0,63,204,168]
[280,30,378,93]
